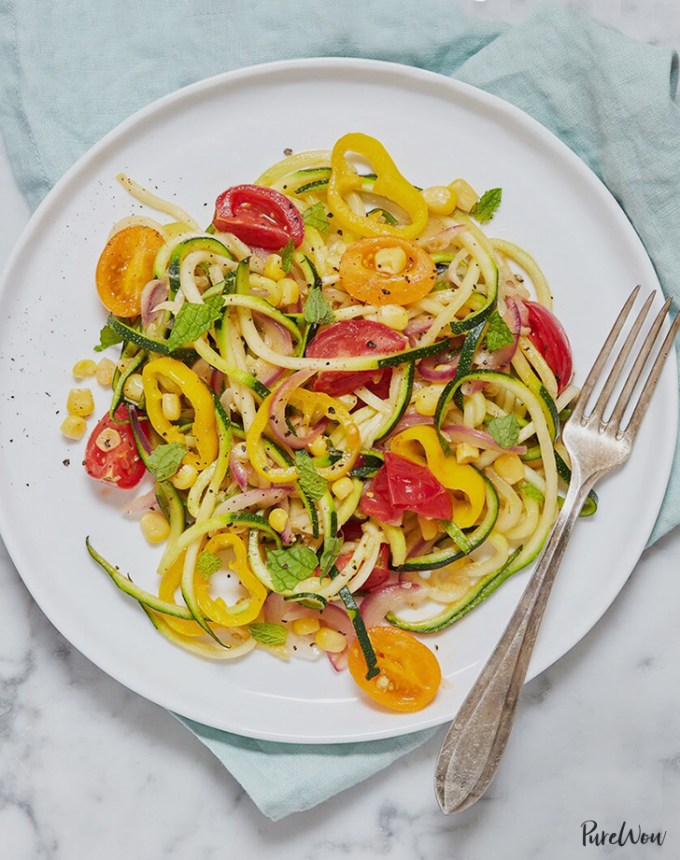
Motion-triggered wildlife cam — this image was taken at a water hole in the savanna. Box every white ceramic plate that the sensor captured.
[0,59,676,743]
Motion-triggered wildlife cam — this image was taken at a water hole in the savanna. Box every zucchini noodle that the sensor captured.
[81,134,586,701]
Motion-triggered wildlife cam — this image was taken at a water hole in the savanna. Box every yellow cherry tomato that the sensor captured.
[339,237,437,306]
[96,225,165,317]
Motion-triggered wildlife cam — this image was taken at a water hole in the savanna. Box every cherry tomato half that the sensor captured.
[306,319,406,397]
[95,225,165,318]
[84,405,148,489]
[348,626,442,712]
[359,452,453,524]
[339,237,437,306]
[525,301,573,395]
[361,544,392,592]
[212,184,304,251]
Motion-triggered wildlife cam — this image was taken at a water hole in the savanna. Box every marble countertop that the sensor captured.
[1,3,679,858]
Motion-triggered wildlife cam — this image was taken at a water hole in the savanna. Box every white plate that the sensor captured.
[0,59,676,743]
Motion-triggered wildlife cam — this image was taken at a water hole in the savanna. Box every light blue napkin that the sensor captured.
[1,0,679,821]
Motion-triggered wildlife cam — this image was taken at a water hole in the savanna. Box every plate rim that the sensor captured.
[0,56,676,743]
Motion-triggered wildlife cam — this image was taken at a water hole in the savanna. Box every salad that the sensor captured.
[65,132,593,713]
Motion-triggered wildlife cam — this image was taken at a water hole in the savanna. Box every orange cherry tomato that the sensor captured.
[95,225,165,317]
[339,237,437,306]
[348,626,442,712]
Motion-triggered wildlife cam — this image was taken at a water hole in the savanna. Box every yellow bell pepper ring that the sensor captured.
[195,534,267,627]
[328,133,429,240]
[142,357,218,470]
[389,426,486,528]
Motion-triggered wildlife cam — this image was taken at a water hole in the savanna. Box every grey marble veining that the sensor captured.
[1,3,680,858]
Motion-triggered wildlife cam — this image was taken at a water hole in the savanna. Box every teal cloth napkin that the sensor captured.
[2,0,679,821]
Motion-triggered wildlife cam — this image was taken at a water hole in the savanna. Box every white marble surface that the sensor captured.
[1,3,680,857]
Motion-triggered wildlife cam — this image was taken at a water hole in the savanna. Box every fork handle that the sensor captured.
[435,471,597,814]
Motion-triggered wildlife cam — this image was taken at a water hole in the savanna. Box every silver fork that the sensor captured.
[435,285,680,815]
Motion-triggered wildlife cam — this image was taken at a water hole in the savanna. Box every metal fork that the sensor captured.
[435,285,680,815]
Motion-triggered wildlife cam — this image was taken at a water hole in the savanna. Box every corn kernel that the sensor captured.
[268,507,289,533]
[331,476,354,500]
[376,304,409,332]
[423,185,457,216]
[67,387,94,417]
[449,179,478,212]
[308,435,328,457]
[418,516,439,541]
[315,627,347,654]
[60,415,87,440]
[95,358,116,387]
[171,464,197,490]
[494,453,525,485]
[72,359,96,380]
[374,246,407,275]
[161,392,181,422]
[141,511,170,544]
[292,617,320,636]
[414,383,446,417]
[279,278,299,306]
[95,427,121,452]
[263,254,286,281]
[123,373,144,403]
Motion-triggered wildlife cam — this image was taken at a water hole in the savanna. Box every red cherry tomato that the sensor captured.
[525,301,573,394]
[360,452,452,524]
[84,405,148,489]
[306,319,406,397]
[212,184,304,251]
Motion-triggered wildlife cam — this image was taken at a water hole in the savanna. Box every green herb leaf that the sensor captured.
[247,622,288,647]
[319,535,343,578]
[471,187,502,224]
[196,551,222,580]
[167,294,224,350]
[146,442,187,481]
[294,450,327,502]
[485,309,514,351]
[280,239,295,274]
[304,288,334,325]
[302,202,330,233]
[94,323,124,352]
[487,414,520,449]
[266,545,319,592]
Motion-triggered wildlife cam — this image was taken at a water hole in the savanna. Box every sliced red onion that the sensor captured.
[404,315,432,342]
[213,488,290,516]
[228,451,250,491]
[422,224,465,252]
[385,411,434,440]
[268,369,325,450]
[442,423,527,454]
[256,313,294,356]
[124,488,158,516]
[475,296,522,370]
[140,279,169,329]
[278,495,294,545]
[210,368,225,395]
[264,592,287,624]
[327,650,349,672]
[360,582,425,628]
[418,350,460,382]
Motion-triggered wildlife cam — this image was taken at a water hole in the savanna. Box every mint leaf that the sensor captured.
[197,551,221,579]
[486,309,514,351]
[304,288,334,325]
[320,535,343,577]
[280,239,295,274]
[146,442,186,481]
[487,414,520,449]
[167,294,224,350]
[94,323,124,352]
[471,187,502,224]
[266,545,319,592]
[247,622,288,647]
[294,450,327,502]
[302,202,330,233]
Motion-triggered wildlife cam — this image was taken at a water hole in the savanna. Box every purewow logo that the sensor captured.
[581,820,667,847]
